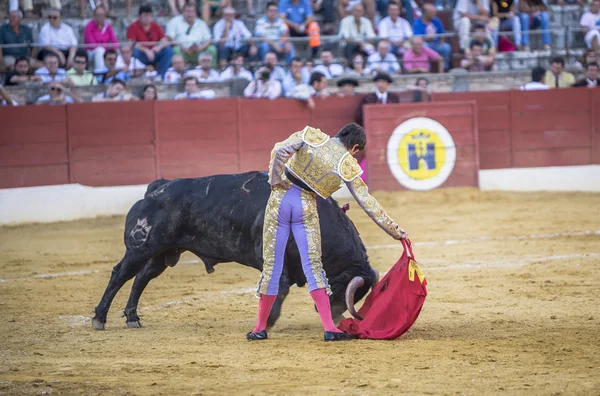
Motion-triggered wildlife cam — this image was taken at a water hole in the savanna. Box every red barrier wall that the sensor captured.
[1,90,597,190]
[432,88,599,169]
[364,101,479,191]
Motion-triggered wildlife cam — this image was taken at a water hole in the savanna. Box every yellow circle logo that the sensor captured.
[387,117,456,191]
[397,128,446,180]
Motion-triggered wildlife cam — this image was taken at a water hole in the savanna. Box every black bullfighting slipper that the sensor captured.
[324,331,354,342]
[246,330,268,341]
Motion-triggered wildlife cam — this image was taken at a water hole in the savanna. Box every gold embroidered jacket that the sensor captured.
[268,126,404,239]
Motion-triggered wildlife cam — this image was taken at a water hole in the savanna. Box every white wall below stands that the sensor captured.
[1,165,598,225]
[479,165,600,193]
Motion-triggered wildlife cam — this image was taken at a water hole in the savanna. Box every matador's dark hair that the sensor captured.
[336,123,366,152]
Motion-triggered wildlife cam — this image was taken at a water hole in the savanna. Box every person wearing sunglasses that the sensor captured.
[127,4,175,77]
[36,82,81,105]
[65,50,97,86]
[37,8,78,69]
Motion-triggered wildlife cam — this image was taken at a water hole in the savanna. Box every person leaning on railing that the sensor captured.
[0,10,35,74]
[4,56,41,85]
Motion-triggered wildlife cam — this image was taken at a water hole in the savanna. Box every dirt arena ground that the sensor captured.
[1,188,599,395]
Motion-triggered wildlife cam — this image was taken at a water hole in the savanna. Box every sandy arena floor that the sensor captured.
[0,188,599,395]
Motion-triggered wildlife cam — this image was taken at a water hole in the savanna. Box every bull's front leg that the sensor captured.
[267,265,290,328]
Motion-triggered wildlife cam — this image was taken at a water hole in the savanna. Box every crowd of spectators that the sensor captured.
[0,0,597,106]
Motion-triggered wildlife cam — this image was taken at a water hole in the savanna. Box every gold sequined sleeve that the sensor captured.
[268,131,304,186]
[346,177,406,240]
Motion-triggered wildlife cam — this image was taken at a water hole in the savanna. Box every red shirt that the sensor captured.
[126,20,165,49]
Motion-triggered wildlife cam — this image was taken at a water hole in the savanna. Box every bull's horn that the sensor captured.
[345,276,365,320]
[372,269,380,289]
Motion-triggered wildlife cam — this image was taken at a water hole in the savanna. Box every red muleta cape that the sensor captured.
[338,239,428,340]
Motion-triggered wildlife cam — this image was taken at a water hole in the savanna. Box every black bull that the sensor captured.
[92,171,377,330]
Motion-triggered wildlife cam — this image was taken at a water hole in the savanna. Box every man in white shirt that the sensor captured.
[166,3,216,66]
[219,53,253,81]
[264,51,287,81]
[213,7,254,69]
[174,76,217,99]
[581,0,600,53]
[377,2,413,56]
[286,71,329,109]
[313,50,344,78]
[164,55,187,84]
[37,8,78,68]
[520,66,550,91]
[255,2,295,63]
[35,52,67,83]
[366,39,401,75]
[339,3,377,61]
[453,0,492,51]
[187,52,221,82]
[115,45,147,78]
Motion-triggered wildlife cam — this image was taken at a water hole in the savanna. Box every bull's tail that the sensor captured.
[145,179,171,197]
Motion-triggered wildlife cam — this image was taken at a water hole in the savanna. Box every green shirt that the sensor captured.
[67,68,98,86]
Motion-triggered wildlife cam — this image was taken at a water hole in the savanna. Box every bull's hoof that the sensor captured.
[92,318,105,330]
[126,320,143,329]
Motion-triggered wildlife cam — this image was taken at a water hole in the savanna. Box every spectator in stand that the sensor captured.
[338,0,377,27]
[35,52,67,83]
[336,76,359,96]
[413,4,452,71]
[313,50,344,78]
[174,75,217,99]
[304,59,315,75]
[356,72,399,126]
[491,0,521,49]
[78,0,112,18]
[377,2,412,57]
[0,84,18,106]
[366,39,401,75]
[279,0,321,57]
[0,10,34,73]
[460,41,490,72]
[166,3,216,67]
[467,23,496,69]
[575,49,598,70]
[407,76,431,101]
[282,57,310,93]
[264,51,287,81]
[141,84,158,100]
[453,0,492,51]
[403,36,442,73]
[520,66,549,90]
[345,53,371,77]
[127,5,175,77]
[65,50,97,86]
[5,56,41,85]
[581,0,600,53]
[116,45,147,78]
[188,52,221,82]
[96,49,130,84]
[92,79,138,101]
[286,71,329,109]
[573,62,599,87]
[519,0,551,51]
[38,8,78,69]
[255,2,295,63]
[13,0,62,19]
[164,55,187,84]
[213,7,254,70]
[339,3,377,61]
[220,52,254,81]
[37,81,81,105]
[544,56,575,88]
[84,6,118,73]
[312,0,336,34]
[244,65,283,99]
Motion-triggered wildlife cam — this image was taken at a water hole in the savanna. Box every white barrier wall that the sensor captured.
[1,165,599,225]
